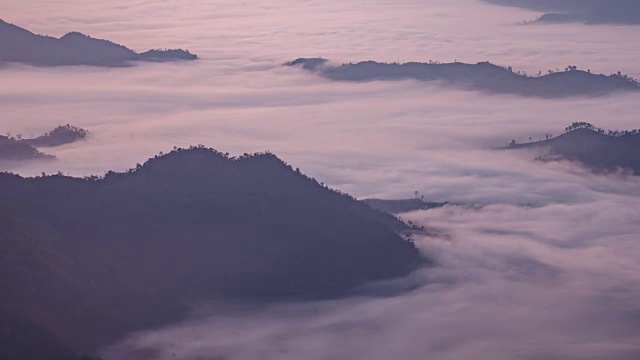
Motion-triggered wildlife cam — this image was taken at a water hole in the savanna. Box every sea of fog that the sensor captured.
[2,0,640,359]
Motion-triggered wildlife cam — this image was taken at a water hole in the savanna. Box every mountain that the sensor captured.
[534,13,583,24]
[482,0,640,25]
[0,147,424,354]
[21,124,89,147]
[287,58,640,97]
[0,135,54,161]
[0,201,185,355]
[362,198,447,214]
[0,19,197,67]
[506,123,640,175]
[0,309,99,360]
[1,125,89,163]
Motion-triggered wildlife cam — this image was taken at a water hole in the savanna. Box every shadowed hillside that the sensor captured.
[1,125,89,163]
[21,124,89,147]
[506,123,640,175]
[482,0,640,25]
[0,147,424,355]
[0,19,197,67]
[0,135,54,161]
[287,58,640,97]
[0,309,99,360]
[0,203,185,355]
[362,198,447,214]
[534,13,583,24]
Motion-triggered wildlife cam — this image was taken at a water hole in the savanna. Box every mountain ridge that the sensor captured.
[287,58,640,97]
[0,19,197,67]
[482,0,640,25]
[506,123,640,175]
[0,146,425,355]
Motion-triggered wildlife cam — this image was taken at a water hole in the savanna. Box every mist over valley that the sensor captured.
[2,1,640,359]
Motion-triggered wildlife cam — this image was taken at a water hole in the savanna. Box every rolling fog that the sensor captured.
[3,0,640,358]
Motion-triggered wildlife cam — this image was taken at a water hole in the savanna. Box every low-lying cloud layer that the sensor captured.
[3,0,640,194]
[104,183,640,359]
[3,1,640,359]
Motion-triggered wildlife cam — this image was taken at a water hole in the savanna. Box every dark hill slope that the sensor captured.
[507,128,640,174]
[1,125,89,163]
[287,58,639,97]
[0,147,423,354]
[21,124,89,147]
[0,19,196,67]
[0,309,98,360]
[0,203,184,354]
[534,13,583,24]
[362,198,447,214]
[0,135,54,161]
[482,0,640,25]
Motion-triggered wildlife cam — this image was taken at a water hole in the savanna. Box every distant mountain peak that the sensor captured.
[505,123,640,175]
[0,147,423,354]
[0,19,198,67]
[60,31,88,39]
[287,58,640,97]
[103,147,303,184]
[0,124,89,163]
[482,0,640,25]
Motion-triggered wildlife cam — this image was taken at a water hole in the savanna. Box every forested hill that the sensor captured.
[0,147,424,354]
[0,125,89,162]
[0,19,197,67]
[362,198,447,214]
[0,308,99,360]
[506,123,640,175]
[482,0,640,25]
[21,124,89,147]
[287,58,640,97]
[0,135,54,161]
